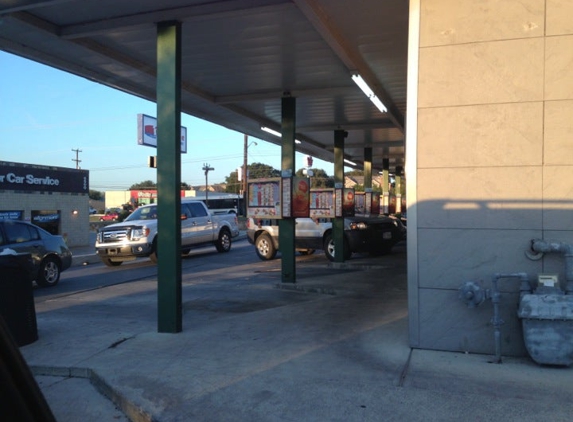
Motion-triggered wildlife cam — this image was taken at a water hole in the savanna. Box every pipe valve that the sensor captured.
[459,281,487,308]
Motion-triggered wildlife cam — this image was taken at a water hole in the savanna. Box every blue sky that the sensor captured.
[0,51,333,192]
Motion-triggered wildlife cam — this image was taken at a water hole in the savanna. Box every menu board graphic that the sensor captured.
[247,178,281,218]
[291,177,310,218]
[371,192,381,214]
[355,192,366,214]
[342,188,355,217]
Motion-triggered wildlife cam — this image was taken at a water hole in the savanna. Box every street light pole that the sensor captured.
[202,163,214,206]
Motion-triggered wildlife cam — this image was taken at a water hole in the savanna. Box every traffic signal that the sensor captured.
[148,156,157,168]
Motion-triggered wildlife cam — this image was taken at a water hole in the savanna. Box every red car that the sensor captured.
[99,212,119,221]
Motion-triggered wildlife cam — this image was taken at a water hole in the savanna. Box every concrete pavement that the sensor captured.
[14,241,573,421]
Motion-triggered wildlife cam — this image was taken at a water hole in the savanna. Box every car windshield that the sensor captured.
[125,205,157,221]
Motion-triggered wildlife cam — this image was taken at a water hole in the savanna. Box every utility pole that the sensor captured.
[242,135,257,214]
[202,163,214,206]
[71,148,82,169]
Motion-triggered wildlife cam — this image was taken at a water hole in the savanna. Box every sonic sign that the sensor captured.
[137,114,187,153]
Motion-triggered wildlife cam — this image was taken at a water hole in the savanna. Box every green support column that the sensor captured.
[395,166,403,214]
[334,130,347,263]
[364,147,372,190]
[156,21,182,333]
[279,96,296,283]
[382,158,390,215]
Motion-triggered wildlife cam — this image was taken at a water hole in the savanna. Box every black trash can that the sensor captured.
[0,253,38,346]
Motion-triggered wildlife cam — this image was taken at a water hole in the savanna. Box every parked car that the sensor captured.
[99,211,119,221]
[247,215,406,261]
[0,220,72,287]
[89,206,97,215]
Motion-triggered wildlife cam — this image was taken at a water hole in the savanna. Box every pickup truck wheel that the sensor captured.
[101,258,123,267]
[149,239,158,263]
[215,228,232,253]
[323,233,351,262]
[255,233,277,260]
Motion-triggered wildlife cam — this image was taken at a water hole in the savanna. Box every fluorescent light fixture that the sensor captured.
[344,159,357,166]
[261,126,281,137]
[261,126,302,144]
[351,74,387,113]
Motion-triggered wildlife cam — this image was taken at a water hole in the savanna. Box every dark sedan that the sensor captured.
[0,220,72,287]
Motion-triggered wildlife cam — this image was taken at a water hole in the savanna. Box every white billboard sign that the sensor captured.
[137,113,187,153]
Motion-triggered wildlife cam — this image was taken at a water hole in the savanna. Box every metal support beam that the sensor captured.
[156,21,182,333]
[279,96,296,283]
[382,158,389,215]
[334,129,347,263]
[395,166,403,214]
[364,147,372,190]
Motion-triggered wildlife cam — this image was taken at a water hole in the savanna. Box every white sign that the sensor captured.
[137,114,187,153]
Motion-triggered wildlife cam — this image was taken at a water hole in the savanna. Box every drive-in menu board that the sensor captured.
[310,189,334,218]
[247,178,281,218]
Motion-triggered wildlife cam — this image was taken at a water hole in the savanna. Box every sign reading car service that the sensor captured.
[0,162,89,194]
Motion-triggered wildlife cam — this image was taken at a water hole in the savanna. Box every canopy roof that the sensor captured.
[0,0,408,172]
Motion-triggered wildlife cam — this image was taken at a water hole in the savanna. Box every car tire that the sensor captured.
[323,233,351,262]
[255,233,277,260]
[215,228,232,253]
[101,258,123,267]
[36,257,61,287]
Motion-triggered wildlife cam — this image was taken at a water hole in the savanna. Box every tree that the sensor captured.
[128,180,191,190]
[225,170,241,193]
[129,180,156,190]
[295,168,334,188]
[89,189,104,200]
[248,162,280,179]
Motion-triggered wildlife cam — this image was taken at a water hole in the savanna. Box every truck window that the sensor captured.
[188,202,208,218]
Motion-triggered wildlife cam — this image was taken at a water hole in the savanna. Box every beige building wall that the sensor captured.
[409,0,573,355]
[2,191,89,247]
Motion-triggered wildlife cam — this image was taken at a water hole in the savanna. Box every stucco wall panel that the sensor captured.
[545,35,573,100]
[544,100,573,165]
[420,0,544,47]
[417,167,543,229]
[547,0,573,36]
[419,38,544,108]
[418,228,542,290]
[417,288,526,356]
[542,166,573,230]
[418,103,543,168]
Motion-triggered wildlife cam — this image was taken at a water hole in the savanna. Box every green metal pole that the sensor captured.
[156,21,182,333]
[364,147,372,190]
[382,158,390,214]
[279,96,296,283]
[395,165,403,215]
[334,130,347,263]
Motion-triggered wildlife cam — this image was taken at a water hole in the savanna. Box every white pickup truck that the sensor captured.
[247,215,405,262]
[95,199,239,266]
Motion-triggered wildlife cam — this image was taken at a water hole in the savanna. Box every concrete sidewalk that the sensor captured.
[18,243,573,421]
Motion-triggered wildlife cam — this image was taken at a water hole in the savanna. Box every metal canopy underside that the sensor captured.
[0,0,408,173]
